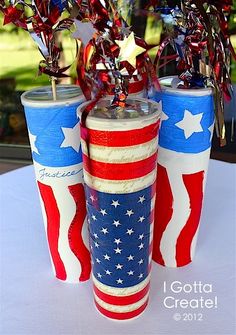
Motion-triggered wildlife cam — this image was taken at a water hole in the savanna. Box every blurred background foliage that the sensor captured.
[0,2,236,91]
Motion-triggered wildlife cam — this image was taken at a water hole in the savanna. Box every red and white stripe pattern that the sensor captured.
[34,162,91,283]
[80,103,160,320]
[153,147,211,267]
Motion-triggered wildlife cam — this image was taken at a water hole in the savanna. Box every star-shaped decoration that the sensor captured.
[72,19,96,45]
[90,195,96,202]
[114,238,122,245]
[96,258,101,264]
[91,215,97,221]
[101,227,109,235]
[138,259,144,265]
[125,209,134,217]
[138,243,144,250]
[138,234,144,240]
[28,131,39,155]
[94,233,99,239]
[103,254,111,261]
[138,216,145,223]
[100,208,108,216]
[116,264,123,270]
[126,228,134,235]
[175,110,204,139]
[127,270,134,276]
[138,273,144,279]
[60,121,81,153]
[97,273,102,278]
[138,196,145,204]
[161,111,169,122]
[115,32,146,68]
[114,247,122,254]
[208,121,214,142]
[105,269,112,275]
[116,278,123,284]
[111,200,120,208]
[94,242,99,248]
[113,220,121,227]
[127,255,134,261]
[155,100,164,115]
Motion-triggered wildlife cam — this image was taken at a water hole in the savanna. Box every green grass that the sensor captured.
[0,26,236,91]
[0,31,77,91]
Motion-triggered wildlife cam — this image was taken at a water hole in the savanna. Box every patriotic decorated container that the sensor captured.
[21,85,91,283]
[151,76,214,268]
[78,98,161,320]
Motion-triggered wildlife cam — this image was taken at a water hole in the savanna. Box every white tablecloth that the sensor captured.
[1,160,235,335]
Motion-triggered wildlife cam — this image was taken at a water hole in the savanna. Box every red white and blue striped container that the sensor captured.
[21,85,91,283]
[151,76,215,267]
[78,98,161,320]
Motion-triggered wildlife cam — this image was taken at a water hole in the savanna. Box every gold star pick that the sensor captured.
[115,32,146,68]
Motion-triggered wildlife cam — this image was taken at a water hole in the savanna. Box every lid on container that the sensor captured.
[159,76,212,96]
[21,85,84,107]
[77,97,161,131]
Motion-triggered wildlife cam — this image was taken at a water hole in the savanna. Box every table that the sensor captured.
[1,160,235,335]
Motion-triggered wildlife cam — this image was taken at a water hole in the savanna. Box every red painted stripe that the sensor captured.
[38,181,67,281]
[94,298,149,320]
[152,164,173,266]
[81,121,160,147]
[109,80,144,94]
[175,171,204,267]
[83,153,157,180]
[93,282,150,306]
[68,184,91,282]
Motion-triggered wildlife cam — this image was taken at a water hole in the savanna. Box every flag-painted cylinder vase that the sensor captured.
[78,98,161,320]
[151,76,214,268]
[21,85,91,283]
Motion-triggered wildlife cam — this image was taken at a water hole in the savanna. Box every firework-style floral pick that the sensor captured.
[71,0,159,117]
[0,0,74,100]
[146,0,235,145]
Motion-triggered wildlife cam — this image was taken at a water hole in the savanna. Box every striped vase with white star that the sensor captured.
[78,97,161,320]
[21,85,91,283]
[151,76,215,268]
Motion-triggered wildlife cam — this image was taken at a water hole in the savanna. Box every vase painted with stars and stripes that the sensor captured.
[151,76,215,268]
[78,97,161,320]
[21,85,91,283]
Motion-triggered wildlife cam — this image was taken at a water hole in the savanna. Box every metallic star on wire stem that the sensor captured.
[115,32,146,68]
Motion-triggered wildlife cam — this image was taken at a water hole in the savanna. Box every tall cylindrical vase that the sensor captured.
[78,98,161,320]
[152,76,214,267]
[21,85,91,283]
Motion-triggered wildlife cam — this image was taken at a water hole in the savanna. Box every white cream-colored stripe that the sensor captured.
[158,147,211,267]
[190,226,200,261]
[151,195,156,211]
[94,292,149,313]
[54,186,82,283]
[158,147,211,175]
[81,216,90,251]
[81,138,157,164]
[93,273,151,296]
[84,170,157,194]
